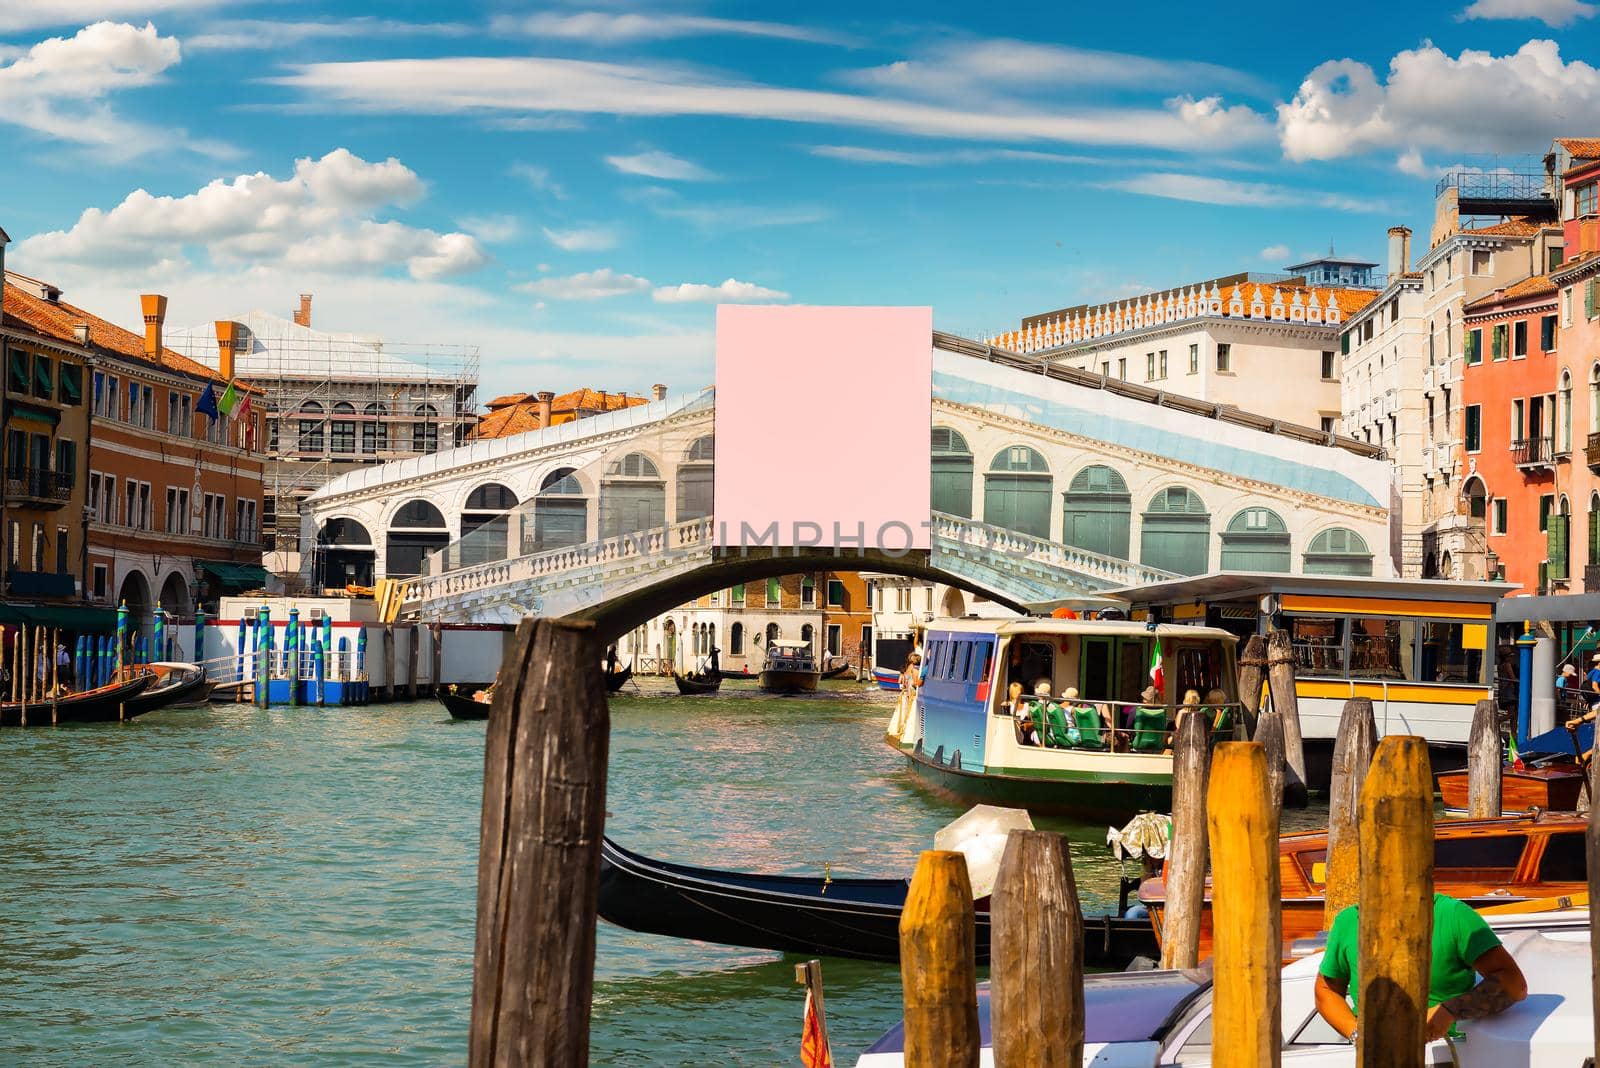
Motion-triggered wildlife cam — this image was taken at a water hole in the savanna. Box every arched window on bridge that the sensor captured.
[1140,486,1210,575]
[460,483,519,567]
[1062,464,1130,559]
[600,452,665,540]
[316,517,374,588]
[531,468,588,553]
[983,445,1051,539]
[677,435,714,522]
[385,499,449,578]
[362,402,388,455]
[730,622,744,655]
[1220,507,1291,573]
[931,427,974,518]
[1303,528,1374,576]
[412,404,439,455]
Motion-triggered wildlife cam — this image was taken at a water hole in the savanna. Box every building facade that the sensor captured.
[620,575,823,676]
[1548,141,1600,591]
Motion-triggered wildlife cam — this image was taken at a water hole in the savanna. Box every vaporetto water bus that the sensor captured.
[887,616,1240,817]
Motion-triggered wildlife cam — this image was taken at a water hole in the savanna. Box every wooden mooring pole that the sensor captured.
[1236,633,1267,735]
[1265,629,1308,807]
[991,830,1083,1067]
[1467,698,1503,819]
[406,625,419,701]
[899,850,979,1068]
[467,618,609,1067]
[1207,742,1280,1068]
[1255,709,1286,819]
[1324,697,1376,926]
[1357,735,1434,1068]
[1160,710,1210,970]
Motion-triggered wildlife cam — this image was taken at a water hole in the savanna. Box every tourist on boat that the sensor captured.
[1203,688,1232,740]
[1315,891,1527,1042]
[1586,654,1600,704]
[1011,682,1041,746]
[1129,687,1170,752]
[1175,689,1202,727]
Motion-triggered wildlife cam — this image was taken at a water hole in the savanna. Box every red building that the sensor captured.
[1551,140,1600,590]
[1460,274,1565,592]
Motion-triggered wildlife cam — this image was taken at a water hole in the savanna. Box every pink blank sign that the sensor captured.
[714,305,932,550]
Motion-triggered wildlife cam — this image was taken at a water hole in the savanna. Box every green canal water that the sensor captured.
[0,681,1325,1065]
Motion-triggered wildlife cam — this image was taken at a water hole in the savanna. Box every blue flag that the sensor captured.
[196,383,219,420]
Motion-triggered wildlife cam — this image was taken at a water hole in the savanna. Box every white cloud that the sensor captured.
[458,214,520,242]
[1396,148,1433,177]
[276,56,1273,152]
[508,161,567,198]
[0,20,230,159]
[1102,172,1385,213]
[0,1,220,32]
[18,148,486,281]
[629,187,830,230]
[1459,0,1596,26]
[542,225,618,252]
[490,11,849,46]
[1259,244,1291,261]
[809,144,1106,166]
[606,149,715,181]
[1279,40,1600,162]
[185,17,470,51]
[652,279,789,304]
[517,268,652,300]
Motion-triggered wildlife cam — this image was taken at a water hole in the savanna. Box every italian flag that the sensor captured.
[1149,637,1164,694]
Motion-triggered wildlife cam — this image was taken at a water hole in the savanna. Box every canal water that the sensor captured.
[0,682,1325,1065]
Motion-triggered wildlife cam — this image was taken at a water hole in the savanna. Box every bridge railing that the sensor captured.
[929,512,1176,588]
[406,516,716,606]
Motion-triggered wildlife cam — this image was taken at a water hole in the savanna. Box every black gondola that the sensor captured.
[673,648,722,695]
[121,663,212,717]
[0,674,155,727]
[819,658,851,680]
[441,687,492,720]
[604,665,633,692]
[597,837,1158,968]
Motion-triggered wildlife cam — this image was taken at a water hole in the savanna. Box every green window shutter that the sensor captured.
[1465,330,1479,364]
[766,577,781,605]
[7,349,27,393]
[1589,511,1600,565]
[731,583,745,602]
[1587,278,1597,319]
[1549,515,1569,577]
[1491,326,1504,359]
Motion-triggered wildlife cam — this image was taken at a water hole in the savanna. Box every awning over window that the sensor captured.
[199,560,271,592]
[5,403,58,429]
[0,601,116,631]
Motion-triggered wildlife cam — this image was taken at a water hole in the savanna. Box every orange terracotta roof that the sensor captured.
[1464,273,1558,312]
[469,387,647,440]
[1556,138,1600,159]
[3,283,226,384]
[485,392,532,409]
[1462,218,1547,237]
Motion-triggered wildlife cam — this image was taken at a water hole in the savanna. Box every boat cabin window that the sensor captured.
[1007,641,1055,696]
[1285,613,1489,685]
[1172,643,1227,699]
[1288,1010,1347,1047]
[1289,616,1346,675]
[1348,619,1417,681]
[972,644,993,685]
[952,641,971,680]
[1433,834,1526,879]
[1419,621,1486,684]
[1538,831,1586,882]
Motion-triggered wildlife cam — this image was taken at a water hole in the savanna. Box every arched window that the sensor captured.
[531,467,587,552]
[1590,493,1600,570]
[766,622,780,645]
[331,401,356,454]
[298,399,325,452]
[1304,528,1373,576]
[1559,371,1573,455]
[1590,363,1600,436]
[983,445,1051,538]
[931,427,974,518]
[600,452,665,539]
[385,499,449,578]
[316,517,375,587]
[362,402,388,455]
[730,621,744,655]
[677,435,714,522]
[411,403,439,454]
[1062,464,1131,559]
[1552,495,1573,581]
[460,483,519,567]
[1220,507,1290,573]
[1140,486,1209,575]
[801,623,814,648]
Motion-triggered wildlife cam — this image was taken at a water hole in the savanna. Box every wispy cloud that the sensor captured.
[186,17,471,51]
[1102,172,1386,213]
[509,161,567,198]
[517,268,651,300]
[490,11,852,46]
[809,144,1107,166]
[0,1,221,32]
[542,225,618,251]
[630,187,830,231]
[1259,244,1291,261]
[606,149,716,181]
[458,214,520,243]
[653,279,788,304]
[276,56,1272,152]
[1458,0,1596,26]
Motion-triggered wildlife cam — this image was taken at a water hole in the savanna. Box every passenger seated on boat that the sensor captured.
[1130,687,1170,752]
[1065,690,1108,751]
[1008,681,1041,746]
[1039,687,1081,748]
[1174,690,1202,731]
[1203,688,1233,741]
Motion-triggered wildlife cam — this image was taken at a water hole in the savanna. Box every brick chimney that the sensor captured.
[140,294,168,360]
[214,320,238,380]
[294,293,312,328]
[652,382,667,401]
[535,390,555,427]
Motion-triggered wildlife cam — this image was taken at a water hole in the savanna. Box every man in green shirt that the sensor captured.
[1315,892,1528,1042]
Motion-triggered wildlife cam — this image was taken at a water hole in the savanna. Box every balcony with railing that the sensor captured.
[1513,437,1556,470]
[1587,563,1600,591]
[1587,432,1600,471]
[1435,170,1555,220]
[3,466,74,506]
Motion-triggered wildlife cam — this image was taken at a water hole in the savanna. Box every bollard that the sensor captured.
[992,830,1083,1067]
[194,607,206,669]
[287,607,301,707]
[468,618,609,1067]
[236,616,247,696]
[338,637,351,705]
[313,639,325,707]
[116,601,128,678]
[153,607,166,667]
[356,628,368,704]
[899,850,980,1068]
[1207,742,1280,1068]
[1256,709,1286,819]
[407,625,419,700]
[1467,698,1503,819]
[1161,710,1210,970]
[256,606,271,708]
[431,622,443,697]
[1265,629,1308,807]
[1236,633,1267,733]
[1357,736,1434,1068]
[382,625,395,702]
[1324,697,1377,926]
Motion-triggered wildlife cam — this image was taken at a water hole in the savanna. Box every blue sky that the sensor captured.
[2,0,1598,404]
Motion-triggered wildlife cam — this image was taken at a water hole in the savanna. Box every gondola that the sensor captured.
[440,687,492,720]
[596,836,1157,968]
[604,665,633,692]
[0,674,155,727]
[673,649,723,695]
[121,662,212,717]
[819,657,851,680]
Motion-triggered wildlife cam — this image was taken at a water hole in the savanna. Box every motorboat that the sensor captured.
[759,640,819,694]
[1435,758,1586,815]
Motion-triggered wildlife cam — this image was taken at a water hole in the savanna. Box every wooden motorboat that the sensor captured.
[0,674,155,727]
[758,640,819,694]
[596,836,1157,969]
[1437,760,1587,815]
[1139,812,1588,962]
[440,686,492,720]
[121,662,212,716]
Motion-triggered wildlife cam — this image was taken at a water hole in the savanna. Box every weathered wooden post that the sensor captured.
[1236,633,1267,732]
[1358,736,1434,1068]
[992,830,1083,1067]
[431,622,444,696]
[899,850,979,1068]
[468,618,609,1067]
[1256,709,1286,816]
[1207,742,1280,1068]
[1467,698,1503,818]
[407,625,420,700]
[1324,697,1377,926]
[1265,629,1308,807]
[1160,711,1210,970]
[381,624,395,701]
